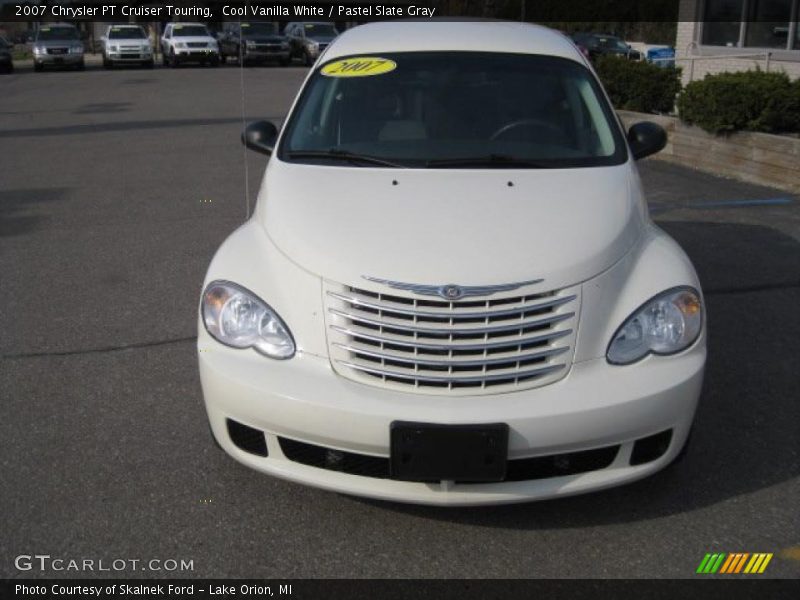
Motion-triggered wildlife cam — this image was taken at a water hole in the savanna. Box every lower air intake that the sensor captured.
[278,437,619,483]
[227,419,268,457]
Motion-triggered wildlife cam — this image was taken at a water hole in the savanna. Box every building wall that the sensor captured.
[676,0,800,84]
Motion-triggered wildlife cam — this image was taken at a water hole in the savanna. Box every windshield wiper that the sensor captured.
[287,149,408,168]
[425,154,550,169]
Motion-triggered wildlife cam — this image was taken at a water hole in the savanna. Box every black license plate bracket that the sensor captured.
[390,422,509,482]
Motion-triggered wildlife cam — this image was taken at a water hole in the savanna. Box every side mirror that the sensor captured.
[242,121,279,156]
[627,121,667,160]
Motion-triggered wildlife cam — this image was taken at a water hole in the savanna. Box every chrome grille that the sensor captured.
[325,280,579,395]
[187,42,208,48]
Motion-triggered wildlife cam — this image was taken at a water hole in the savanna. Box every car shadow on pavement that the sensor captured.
[347,220,800,528]
[73,102,132,114]
[0,187,69,238]
[0,116,281,139]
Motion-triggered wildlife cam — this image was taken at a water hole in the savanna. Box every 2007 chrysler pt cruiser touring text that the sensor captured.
[198,21,706,506]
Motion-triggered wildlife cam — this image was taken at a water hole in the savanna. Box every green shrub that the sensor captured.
[594,55,682,114]
[677,70,800,134]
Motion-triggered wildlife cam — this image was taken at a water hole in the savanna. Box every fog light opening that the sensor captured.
[630,429,673,466]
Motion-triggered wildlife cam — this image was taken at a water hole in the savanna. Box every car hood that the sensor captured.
[36,40,80,47]
[244,35,286,43]
[258,161,644,291]
[308,35,337,44]
[108,38,150,45]
[172,36,215,44]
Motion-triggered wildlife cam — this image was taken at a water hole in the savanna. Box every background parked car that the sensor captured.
[284,22,338,65]
[160,22,219,68]
[572,33,642,61]
[0,36,13,73]
[32,23,85,72]
[12,30,34,45]
[218,22,290,66]
[101,24,154,69]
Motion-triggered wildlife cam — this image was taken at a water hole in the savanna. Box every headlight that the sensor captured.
[175,42,187,49]
[109,45,118,52]
[245,40,256,48]
[70,45,83,54]
[607,287,703,365]
[33,46,44,54]
[202,281,295,359]
[281,42,289,49]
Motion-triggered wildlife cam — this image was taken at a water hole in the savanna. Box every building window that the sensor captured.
[701,0,800,49]
[702,0,745,46]
[745,0,793,47]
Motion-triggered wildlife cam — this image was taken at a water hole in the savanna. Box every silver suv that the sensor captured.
[101,24,154,69]
[32,23,84,72]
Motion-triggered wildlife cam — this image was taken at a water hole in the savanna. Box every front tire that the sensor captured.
[169,50,180,68]
[34,61,43,72]
[103,55,112,69]
[76,59,85,71]
[303,49,313,66]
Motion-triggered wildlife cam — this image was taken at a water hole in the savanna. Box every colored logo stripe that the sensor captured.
[697,552,773,574]
[697,553,726,573]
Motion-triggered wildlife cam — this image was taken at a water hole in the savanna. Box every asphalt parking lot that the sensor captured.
[1,63,798,579]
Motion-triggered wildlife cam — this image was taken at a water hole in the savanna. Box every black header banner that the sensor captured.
[0,0,690,23]
[1,579,799,600]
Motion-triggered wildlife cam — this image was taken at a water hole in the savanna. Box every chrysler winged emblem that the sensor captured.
[362,276,543,300]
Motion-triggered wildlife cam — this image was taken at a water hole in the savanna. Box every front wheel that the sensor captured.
[76,59,85,71]
[303,50,313,66]
[219,53,226,65]
[279,57,290,67]
[34,61,43,72]
[144,59,154,69]
[169,50,180,68]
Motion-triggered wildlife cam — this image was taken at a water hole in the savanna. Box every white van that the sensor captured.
[198,22,706,506]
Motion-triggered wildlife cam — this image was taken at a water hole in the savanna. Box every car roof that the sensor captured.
[324,21,583,63]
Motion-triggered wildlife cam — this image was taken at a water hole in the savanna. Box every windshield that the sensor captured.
[173,25,209,37]
[598,38,629,51]
[304,24,337,37]
[36,27,79,41]
[280,52,626,169]
[241,23,279,36]
[109,27,146,40]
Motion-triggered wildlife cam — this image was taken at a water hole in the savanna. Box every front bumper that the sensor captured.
[175,49,218,62]
[199,335,705,506]
[35,53,83,65]
[108,51,152,62]
[244,48,290,61]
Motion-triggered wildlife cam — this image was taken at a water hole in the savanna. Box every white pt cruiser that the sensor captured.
[198,22,706,506]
